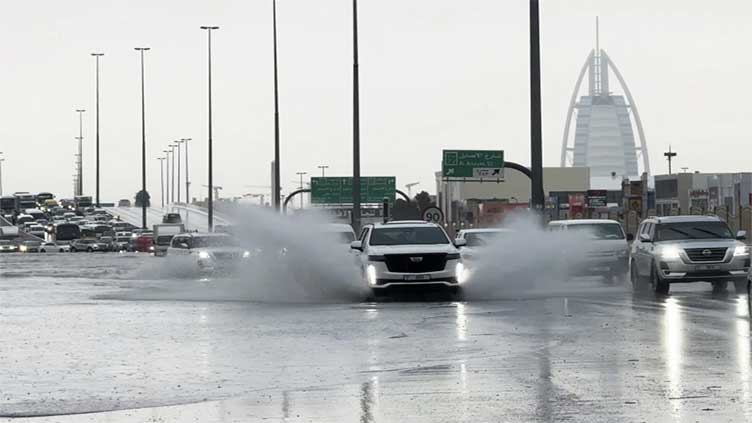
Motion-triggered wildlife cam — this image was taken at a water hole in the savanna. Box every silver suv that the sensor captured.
[630,216,749,294]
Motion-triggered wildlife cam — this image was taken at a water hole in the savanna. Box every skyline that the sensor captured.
[1,0,751,201]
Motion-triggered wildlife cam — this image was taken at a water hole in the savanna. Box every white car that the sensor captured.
[27,224,47,240]
[455,228,515,261]
[321,223,357,244]
[350,221,466,293]
[167,232,252,272]
[548,219,631,283]
[39,242,71,253]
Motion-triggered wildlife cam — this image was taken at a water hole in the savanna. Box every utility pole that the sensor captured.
[157,157,165,208]
[318,165,329,177]
[175,140,183,203]
[351,0,362,231]
[201,26,219,231]
[75,109,85,196]
[134,47,150,229]
[664,146,677,175]
[91,52,104,207]
[170,143,176,203]
[529,0,545,211]
[272,0,282,212]
[296,171,307,209]
[163,149,171,204]
[181,138,191,204]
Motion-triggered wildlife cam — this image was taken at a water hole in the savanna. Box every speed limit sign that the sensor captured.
[422,206,444,223]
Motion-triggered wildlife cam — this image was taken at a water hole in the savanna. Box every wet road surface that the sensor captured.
[1,253,752,422]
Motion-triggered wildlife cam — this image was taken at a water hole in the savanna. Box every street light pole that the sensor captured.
[157,157,165,208]
[135,47,150,229]
[163,150,171,205]
[351,0,362,232]
[181,138,191,204]
[272,0,281,212]
[75,109,85,196]
[201,26,219,231]
[318,165,329,177]
[170,144,176,203]
[529,0,545,211]
[296,171,307,209]
[91,53,104,207]
[175,140,183,203]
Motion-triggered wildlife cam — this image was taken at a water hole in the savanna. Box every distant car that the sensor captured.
[70,239,107,252]
[162,213,182,224]
[167,232,251,272]
[118,199,132,207]
[99,236,116,252]
[26,224,47,239]
[39,242,71,253]
[320,223,357,244]
[113,232,133,251]
[16,214,34,226]
[548,219,631,283]
[0,240,19,253]
[133,234,155,253]
[455,228,515,262]
[19,240,42,253]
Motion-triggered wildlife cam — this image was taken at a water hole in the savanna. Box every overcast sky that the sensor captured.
[1,0,750,202]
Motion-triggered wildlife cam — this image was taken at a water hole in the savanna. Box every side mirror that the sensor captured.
[639,233,652,243]
[350,241,363,251]
[626,233,634,242]
[737,231,747,241]
[454,238,467,247]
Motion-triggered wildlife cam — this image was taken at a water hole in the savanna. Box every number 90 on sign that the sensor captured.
[422,206,444,223]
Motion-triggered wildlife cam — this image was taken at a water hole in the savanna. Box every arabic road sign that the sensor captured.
[310,177,396,204]
[421,206,444,223]
[442,150,504,178]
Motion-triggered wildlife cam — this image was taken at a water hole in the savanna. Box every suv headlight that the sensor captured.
[366,264,377,286]
[734,246,749,257]
[661,246,681,260]
[455,262,466,284]
[242,250,251,259]
[198,251,211,259]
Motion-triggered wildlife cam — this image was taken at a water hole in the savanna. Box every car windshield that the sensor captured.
[464,232,505,247]
[191,236,236,248]
[369,226,449,246]
[655,221,734,241]
[567,223,625,240]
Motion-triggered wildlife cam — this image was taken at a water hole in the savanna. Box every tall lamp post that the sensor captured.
[175,140,183,203]
[91,53,104,207]
[181,138,191,204]
[529,0,545,211]
[317,165,329,177]
[296,171,307,209]
[157,157,166,208]
[163,149,171,204]
[351,0,362,231]
[201,26,219,231]
[75,109,86,196]
[272,0,281,211]
[169,144,176,203]
[135,47,150,229]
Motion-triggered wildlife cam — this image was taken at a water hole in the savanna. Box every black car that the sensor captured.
[162,213,182,224]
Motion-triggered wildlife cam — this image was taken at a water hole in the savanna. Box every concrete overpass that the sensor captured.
[103,205,231,232]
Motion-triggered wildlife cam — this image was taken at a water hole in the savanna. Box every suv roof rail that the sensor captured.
[383,220,430,225]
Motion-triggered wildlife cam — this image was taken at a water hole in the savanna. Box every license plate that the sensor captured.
[696,265,721,271]
[403,275,431,281]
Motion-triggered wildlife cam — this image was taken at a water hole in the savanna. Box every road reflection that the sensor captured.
[736,297,750,417]
[662,297,683,419]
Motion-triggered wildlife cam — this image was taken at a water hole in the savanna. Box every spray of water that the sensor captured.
[460,214,621,300]
[119,207,367,303]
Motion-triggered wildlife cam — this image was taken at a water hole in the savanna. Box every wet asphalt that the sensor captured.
[1,253,752,422]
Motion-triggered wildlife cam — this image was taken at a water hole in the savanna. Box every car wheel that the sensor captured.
[733,279,747,294]
[631,264,647,291]
[59,249,64,253]
[39,249,45,253]
[651,263,669,295]
[87,247,93,253]
[71,247,77,252]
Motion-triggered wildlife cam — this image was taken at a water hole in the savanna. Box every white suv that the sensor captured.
[167,232,252,272]
[350,221,467,293]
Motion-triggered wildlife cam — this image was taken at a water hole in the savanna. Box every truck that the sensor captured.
[0,226,20,240]
[74,195,93,210]
[153,223,185,256]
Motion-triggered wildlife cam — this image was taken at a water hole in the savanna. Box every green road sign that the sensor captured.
[311,177,396,204]
[442,150,504,178]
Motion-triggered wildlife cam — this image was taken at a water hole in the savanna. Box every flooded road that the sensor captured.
[1,253,751,422]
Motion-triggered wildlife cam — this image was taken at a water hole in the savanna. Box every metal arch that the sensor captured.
[561,50,594,167]
[505,161,532,180]
[395,189,410,202]
[283,188,310,212]
[602,51,651,177]
[283,188,409,212]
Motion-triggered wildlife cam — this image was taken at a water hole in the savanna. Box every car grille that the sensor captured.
[384,254,447,273]
[684,247,727,262]
[213,252,240,260]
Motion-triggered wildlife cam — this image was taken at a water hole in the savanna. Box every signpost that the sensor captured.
[442,150,504,179]
[311,177,395,204]
[422,206,444,224]
[587,190,608,208]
